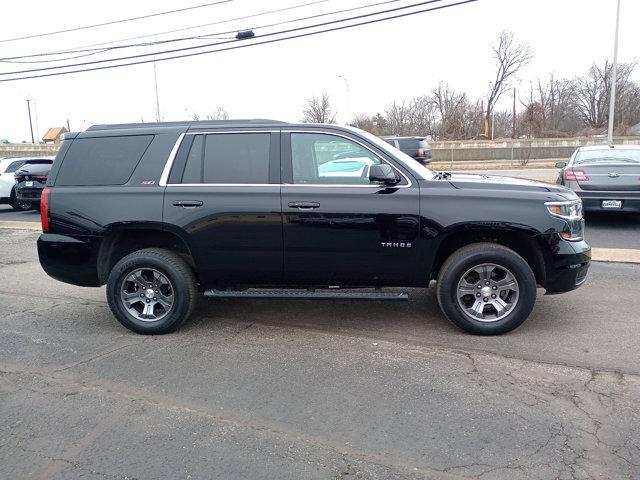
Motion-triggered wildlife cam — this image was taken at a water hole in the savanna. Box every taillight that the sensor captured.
[32,175,48,181]
[417,148,425,157]
[564,169,590,182]
[40,187,50,232]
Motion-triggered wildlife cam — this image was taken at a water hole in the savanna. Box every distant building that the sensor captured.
[42,127,68,144]
[629,122,640,136]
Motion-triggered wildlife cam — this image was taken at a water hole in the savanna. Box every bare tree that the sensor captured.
[574,61,637,131]
[384,100,412,135]
[301,93,336,123]
[207,106,229,120]
[432,82,479,140]
[485,31,533,137]
[350,113,390,136]
[191,106,229,121]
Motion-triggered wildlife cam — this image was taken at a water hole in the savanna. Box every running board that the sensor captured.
[204,288,409,301]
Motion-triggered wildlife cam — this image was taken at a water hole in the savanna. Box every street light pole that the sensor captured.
[338,75,351,124]
[607,0,621,146]
[26,99,34,144]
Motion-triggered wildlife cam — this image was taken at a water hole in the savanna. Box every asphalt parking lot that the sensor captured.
[1,223,639,479]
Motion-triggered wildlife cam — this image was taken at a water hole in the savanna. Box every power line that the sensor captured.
[0,0,444,76]
[1,0,332,60]
[0,0,234,44]
[0,0,478,83]
[1,0,393,63]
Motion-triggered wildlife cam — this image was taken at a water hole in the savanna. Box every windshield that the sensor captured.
[575,149,640,164]
[343,126,434,180]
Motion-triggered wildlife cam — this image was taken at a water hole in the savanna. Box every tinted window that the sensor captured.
[291,133,382,185]
[398,139,420,149]
[182,135,203,184]
[180,133,270,184]
[56,135,153,186]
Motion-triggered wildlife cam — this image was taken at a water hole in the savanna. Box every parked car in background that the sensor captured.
[382,136,432,165]
[14,160,54,209]
[556,145,640,213]
[0,157,53,211]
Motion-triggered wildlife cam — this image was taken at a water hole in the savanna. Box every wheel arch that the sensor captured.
[96,225,197,286]
[430,225,547,287]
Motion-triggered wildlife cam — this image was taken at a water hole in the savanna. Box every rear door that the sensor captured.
[162,129,282,286]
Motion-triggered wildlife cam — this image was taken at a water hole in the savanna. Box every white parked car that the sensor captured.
[0,157,54,211]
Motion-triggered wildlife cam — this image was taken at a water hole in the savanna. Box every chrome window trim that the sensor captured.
[159,128,414,188]
[283,129,412,188]
[159,133,185,187]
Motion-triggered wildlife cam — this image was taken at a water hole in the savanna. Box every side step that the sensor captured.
[204,288,409,301]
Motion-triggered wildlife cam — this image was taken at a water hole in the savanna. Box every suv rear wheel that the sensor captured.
[436,243,536,335]
[106,248,197,334]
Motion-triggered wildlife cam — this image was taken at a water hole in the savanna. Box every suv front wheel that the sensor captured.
[436,243,537,335]
[106,248,197,334]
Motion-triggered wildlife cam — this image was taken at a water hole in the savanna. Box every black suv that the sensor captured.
[38,121,590,336]
[382,136,432,165]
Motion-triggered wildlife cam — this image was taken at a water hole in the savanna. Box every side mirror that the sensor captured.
[555,161,567,169]
[369,164,400,185]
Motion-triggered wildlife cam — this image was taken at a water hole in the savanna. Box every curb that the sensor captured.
[0,221,41,231]
[591,248,640,264]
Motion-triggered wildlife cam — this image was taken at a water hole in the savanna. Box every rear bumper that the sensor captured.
[535,233,591,294]
[16,186,44,204]
[575,191,640,213]
[37,233,100,287]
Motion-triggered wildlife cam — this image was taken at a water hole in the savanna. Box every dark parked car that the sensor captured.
[38,121,590,336]
[382,136,432,165]
[15,160,53,208]
[555,145,640,213]
[0,157,53,210]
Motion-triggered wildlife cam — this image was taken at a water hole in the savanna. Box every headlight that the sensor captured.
[545,200,584,241]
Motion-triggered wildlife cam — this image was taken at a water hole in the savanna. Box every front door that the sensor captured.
[163,129,282,287]
[281,130,421,286]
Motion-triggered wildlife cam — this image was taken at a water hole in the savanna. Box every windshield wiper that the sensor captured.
[433,171,452,180]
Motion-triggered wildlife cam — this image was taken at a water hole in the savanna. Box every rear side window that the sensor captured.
[56,135,153,186]
[4,160,26,173]
[180,133,270,184]
[398,139,420,149]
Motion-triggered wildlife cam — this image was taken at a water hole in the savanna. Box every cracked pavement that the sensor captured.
[1,228,639,479]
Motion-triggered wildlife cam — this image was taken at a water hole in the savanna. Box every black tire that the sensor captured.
[10,189,33,211]
[106,248,197,334]
[436,243,537,335]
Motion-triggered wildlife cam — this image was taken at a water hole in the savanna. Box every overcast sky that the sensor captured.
[0,0,638,142]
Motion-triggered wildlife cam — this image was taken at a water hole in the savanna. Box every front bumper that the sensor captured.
[535,233,591,294]
[576,191,640,213]
[38,233,101,287]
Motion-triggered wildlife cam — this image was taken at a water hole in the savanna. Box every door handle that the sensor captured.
[288,201,320,209]
[172,200,203,208]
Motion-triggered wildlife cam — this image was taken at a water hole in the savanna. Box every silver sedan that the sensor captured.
[556,145,640,214]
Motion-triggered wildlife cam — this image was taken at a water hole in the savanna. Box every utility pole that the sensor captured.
[607,0,621,146]
[153,57,161,122]
[512,87,517,139]
[26,99,34,143]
